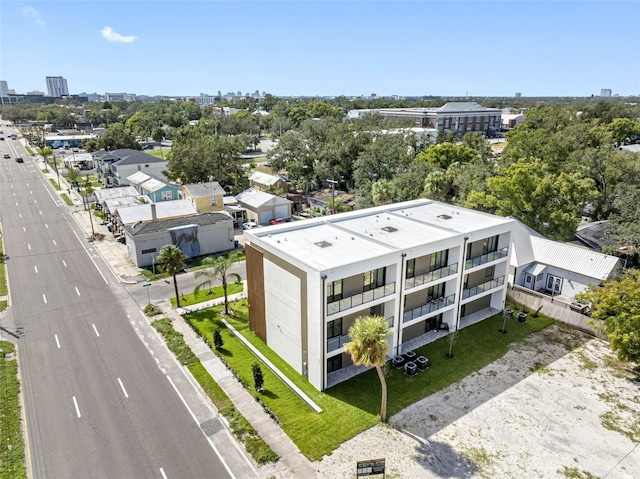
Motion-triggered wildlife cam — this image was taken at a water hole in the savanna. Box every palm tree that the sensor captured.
[194,251,242,316]
[157,245,187,308]
[344,315,391,422]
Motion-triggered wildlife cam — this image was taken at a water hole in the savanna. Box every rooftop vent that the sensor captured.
[437,214,452,220]
[382,226,397,233]
[315,240,332,248]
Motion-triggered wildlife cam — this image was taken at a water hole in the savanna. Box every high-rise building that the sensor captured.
[514,92,522,98]
[0,81,9,96]
[46,76,69,96]
[600,89,612,97]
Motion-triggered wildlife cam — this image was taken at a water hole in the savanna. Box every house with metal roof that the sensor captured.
[243,199,514,390]
[248,171,288,193]
[127,171,180,203]
[509,220,622,302]
[236,188,292,224]
[122,212,235,267]
[180,182,226,213]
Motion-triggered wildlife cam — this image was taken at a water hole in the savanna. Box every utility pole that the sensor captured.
[327,179,338,215]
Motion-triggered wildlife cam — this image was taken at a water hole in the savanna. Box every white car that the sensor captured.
[243,220,257,230]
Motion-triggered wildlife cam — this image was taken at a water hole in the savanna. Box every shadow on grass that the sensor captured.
[260,389,279,400]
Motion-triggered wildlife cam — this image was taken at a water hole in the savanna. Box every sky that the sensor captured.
[1,1,639,98]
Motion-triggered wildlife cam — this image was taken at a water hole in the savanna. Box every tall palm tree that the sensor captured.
[194,251,242,316]
[344,315,391,422]
[157,245,187,308]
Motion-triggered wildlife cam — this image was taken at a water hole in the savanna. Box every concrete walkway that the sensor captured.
[164,293,318,479]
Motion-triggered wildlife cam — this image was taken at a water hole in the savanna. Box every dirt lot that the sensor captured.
[315,325,640,478]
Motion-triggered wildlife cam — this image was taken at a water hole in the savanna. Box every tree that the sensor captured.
[344,316,390,422]
[416,142,477,170]
[578,270,640,363]
[157,245,187,308]
[193,251,242,316]
[66,167,80,185]
[371,179,394,205]
[213,328,224,351]
[36,146,53,171]
[252,362,264,393]
[96,123,142,151]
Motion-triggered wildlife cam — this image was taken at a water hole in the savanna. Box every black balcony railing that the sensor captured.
[327,283,396,316]
[462,275,505,300]
[405,263,458,290]
[402,294,455,324]
[465,247,508,269]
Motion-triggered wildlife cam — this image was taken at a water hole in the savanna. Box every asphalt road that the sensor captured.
[1,128,234,478]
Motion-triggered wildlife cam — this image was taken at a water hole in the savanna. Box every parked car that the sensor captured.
[15,157,23,163]
[3,153,10,159]
[269,218,286,225]
[243,220,258,230]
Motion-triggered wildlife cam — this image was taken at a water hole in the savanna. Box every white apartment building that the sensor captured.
[244,199,514,391]
[46,76,69,97]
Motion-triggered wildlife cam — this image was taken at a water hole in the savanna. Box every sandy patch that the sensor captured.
[315,325,640,479]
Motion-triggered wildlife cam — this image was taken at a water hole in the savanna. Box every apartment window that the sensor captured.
[141,248,157,254]
[370,304,384,317]
[427,282,445,302]
[482,235,499,254]
[485,266,494,278]
[210,195,217,206]
[327,318,342,339]
[161,191,173,200]
[327,280,343,303]
[429,250,448,271]
[466,242,472,260]
[406,259,416,279]
[327,355,342,373]
[363,267,385,292]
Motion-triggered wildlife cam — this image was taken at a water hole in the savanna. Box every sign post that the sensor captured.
[143,283,151,305]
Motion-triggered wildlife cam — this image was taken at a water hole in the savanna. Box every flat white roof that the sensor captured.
[246,199,513,271]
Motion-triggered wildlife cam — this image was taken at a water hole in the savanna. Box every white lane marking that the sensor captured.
[72,396,81,418]
[166,376,236,479]
[117,378,129,398]
[22,226,25,232]
[54,334,60,349]
[30,190,32,195]
[92,324,100,337]
[160,468,168,479]
[38,210,42,215]
[19,213,21,218]
[15,202,18,206]
[52,239,57,246]
[27,244,31,250]
[71,229,109,285]
[45,223,48,229]
[42,294,47,304]
[34,265,38,273]
[34,199,37,204]
[75,286,80,296]
[62,260,67,267]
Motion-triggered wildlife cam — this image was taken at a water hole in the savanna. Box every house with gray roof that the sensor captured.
[180,182,226,213]
[122,212,235,267]
[127,171,180,203]
[92,149,167,187]
[236,188,292,224]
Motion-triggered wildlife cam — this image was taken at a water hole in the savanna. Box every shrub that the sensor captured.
[252,362,264,392]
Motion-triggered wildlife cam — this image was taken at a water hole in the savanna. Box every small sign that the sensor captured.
[356,458,385,477]
[142,283,151,287]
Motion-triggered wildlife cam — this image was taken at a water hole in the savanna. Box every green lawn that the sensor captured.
[48,178,61,190]
[0,342,27,479]
[185,301,553,461]
[151,319,278,464]
[0,239,7,296]
[60,193,73,206]
[147,150,169,159]
[169,282,244,307]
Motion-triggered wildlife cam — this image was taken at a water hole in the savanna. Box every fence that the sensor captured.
[507,286,607,340]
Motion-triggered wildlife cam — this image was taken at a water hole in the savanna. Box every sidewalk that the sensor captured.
[37,155,317,478]
[166,293,318,479]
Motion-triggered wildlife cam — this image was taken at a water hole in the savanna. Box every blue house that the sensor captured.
[127,171,180,203]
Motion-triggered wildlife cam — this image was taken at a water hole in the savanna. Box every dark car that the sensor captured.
[15,157,24,163]
[3,153,9,159]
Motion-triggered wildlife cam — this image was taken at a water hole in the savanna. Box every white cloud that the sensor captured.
[100,26,137,44]
[21,6,46,26]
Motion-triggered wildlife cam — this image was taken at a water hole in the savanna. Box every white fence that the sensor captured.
[507,287,607,340]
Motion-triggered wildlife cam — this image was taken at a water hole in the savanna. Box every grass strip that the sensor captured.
[0,341,27,479]
[0,239,7,296]
[60,194,73,206]
[169,282,243,307]
[185,300,553,461]
[151,318,278,464]
[48,178,61,190]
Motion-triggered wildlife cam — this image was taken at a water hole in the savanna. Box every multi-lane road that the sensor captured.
[0,127,237,478]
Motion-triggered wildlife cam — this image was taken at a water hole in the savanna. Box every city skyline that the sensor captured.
[1,1,639,98]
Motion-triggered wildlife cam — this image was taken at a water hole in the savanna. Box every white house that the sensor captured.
[93,149,167,187]
[243,199,514,391]
[236,189,292,224]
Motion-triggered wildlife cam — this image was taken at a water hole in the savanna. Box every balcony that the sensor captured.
[327,334,350,353]
[403,294,455,324]
[405,263,458,290]
[327,283,396,316]
[462,275,505,300]
[465,247,509,269]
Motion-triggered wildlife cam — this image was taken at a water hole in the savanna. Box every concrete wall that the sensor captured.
[507,287,606,340]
